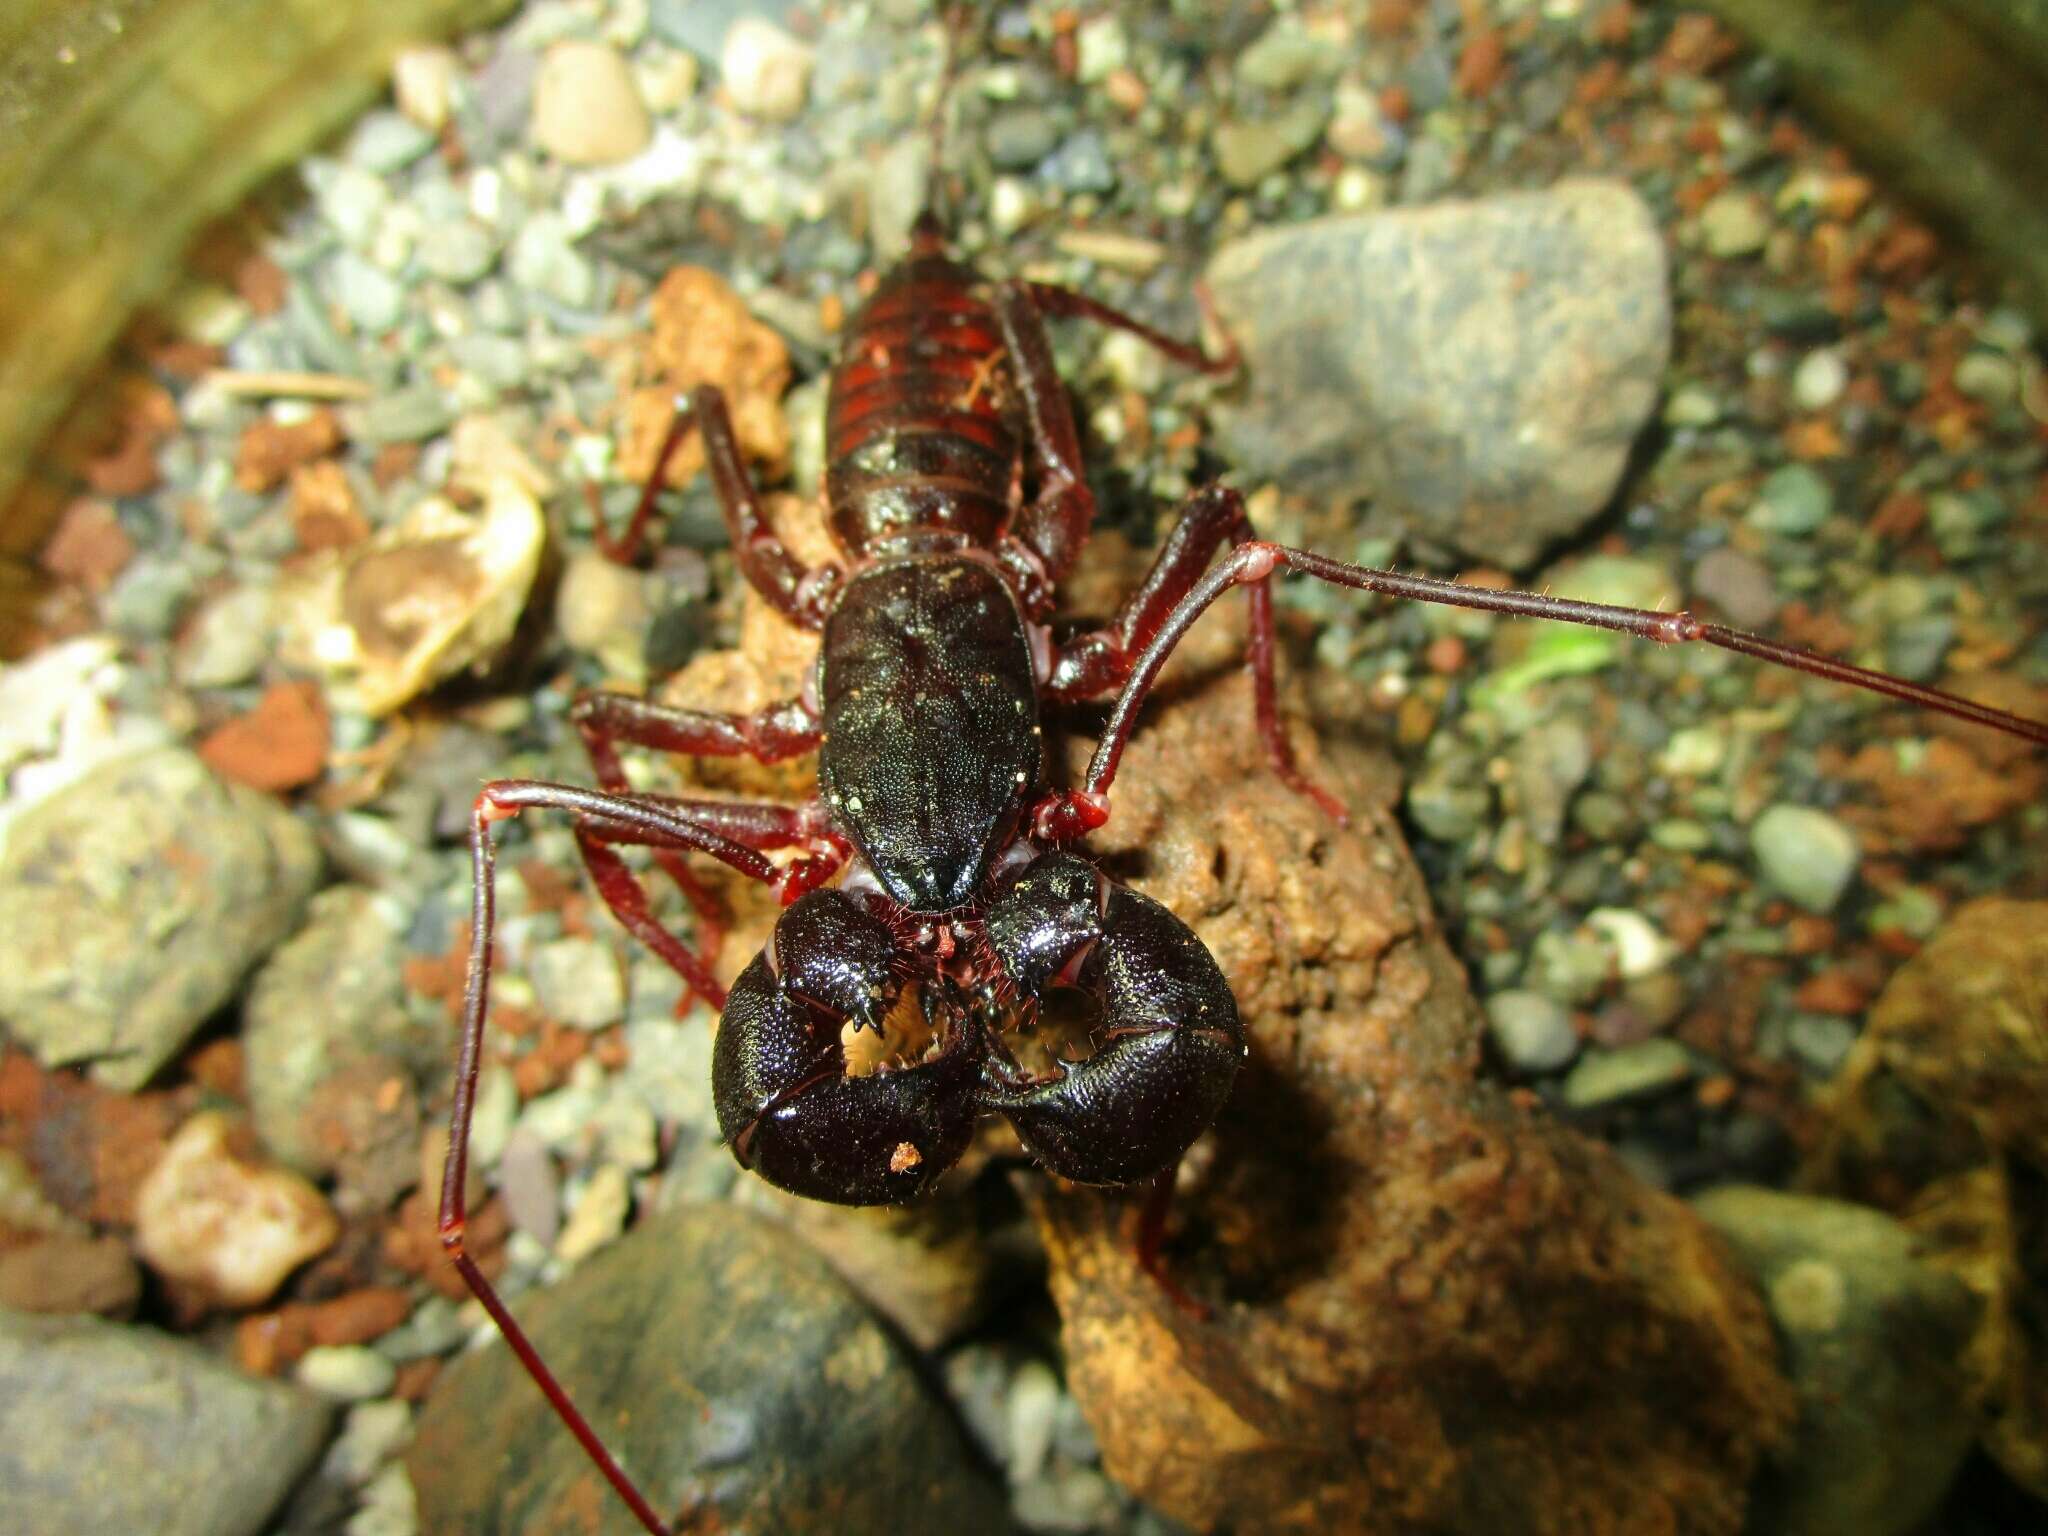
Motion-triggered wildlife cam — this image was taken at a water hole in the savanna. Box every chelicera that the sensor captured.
[434,67,2048,1536]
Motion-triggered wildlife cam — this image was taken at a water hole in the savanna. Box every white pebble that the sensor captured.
[1791,348,1847,411]
[134,1113,338,1309]
[721,17,813,122]
[392,47,458,132]
[532,41,652,166]
[297,1344,398,1402]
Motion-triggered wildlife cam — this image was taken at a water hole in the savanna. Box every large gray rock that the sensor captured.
[1693,1187,1980,1536]
[0,747,320,1089]
[410,1203,1011,1535]
[0,1308,333,1536]
[1207,179,1670,569]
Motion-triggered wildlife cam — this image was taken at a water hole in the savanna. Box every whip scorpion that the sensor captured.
[436,25,2048,1536]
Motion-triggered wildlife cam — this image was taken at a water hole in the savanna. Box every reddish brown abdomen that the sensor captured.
[825,254,1017,557]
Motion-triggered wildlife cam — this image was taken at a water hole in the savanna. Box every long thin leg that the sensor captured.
[573,798,846,1013]
[602,384,840,629]
[444,792,683,1536]
[991,279,1242,601]
[574,693,826,1010]
[1025,280,1241,377]
[1047,483,1343,820]
[1033,540,2048,839]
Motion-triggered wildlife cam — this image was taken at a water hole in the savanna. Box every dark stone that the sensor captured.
[408,1204,1011,1535]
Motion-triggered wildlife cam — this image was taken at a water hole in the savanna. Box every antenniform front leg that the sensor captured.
[979,852,1245,1185]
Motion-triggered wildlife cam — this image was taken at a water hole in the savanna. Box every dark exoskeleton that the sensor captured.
[437,179,2048,1536]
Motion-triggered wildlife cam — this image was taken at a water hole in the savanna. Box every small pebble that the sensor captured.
[1699,189,1770,257]
[328,1399,415,1487]
[555,1163,632,1263]
[1747,464,1833,536]
[720,17,812,121]
[529,935,625,1028]
[1006,1359,1061,1485]
[135,1112,339,1308]
[415,220,498,284]
[1952,350,2017,406]
[531,41,652,165]
[392,46,459,131]
[1791,349,1847,411]
[1561,1040,1695,1110]
[297,1344,399,1401]
[495,1128,561,1247]
[1691,546,1780,628]
[1752,804,1860,914]
[346,1463,420,1536]
[328,253,405,334]
[506,212,597,308]
[1484,990,1579,1073]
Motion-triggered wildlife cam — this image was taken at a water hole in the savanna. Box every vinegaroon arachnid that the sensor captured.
[436,23,2048,1536]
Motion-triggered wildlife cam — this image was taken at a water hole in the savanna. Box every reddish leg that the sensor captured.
[1047,483,1345,824]
[574,795,847,1012]
[600,383,842,628]
[573,693,824,1011]
[443,782,807,1536]
[1034,539,2048,839]
[990,280,1241,602]
[1134,1166,1211,1322]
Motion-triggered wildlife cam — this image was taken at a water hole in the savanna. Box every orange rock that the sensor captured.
[1009,565,1791,1532]
[305,1284,415,1347]
[235,408,345,493]
[199,681,330,793]
[38,499,134,590]
[1454,28,1507,97]
[1793,968,1872,1016]
[616,267,792,494]
[289,459,370,551]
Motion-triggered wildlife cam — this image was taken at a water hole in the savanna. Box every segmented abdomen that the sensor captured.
[825,253,1017,555]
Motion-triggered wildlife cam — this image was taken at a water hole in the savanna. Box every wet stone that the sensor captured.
[409,1204,1007,1534]
[0,747,320,1089]
[0,1309,333,1536]
[984,106,1062,171]
[1695,1189,1979,1536]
